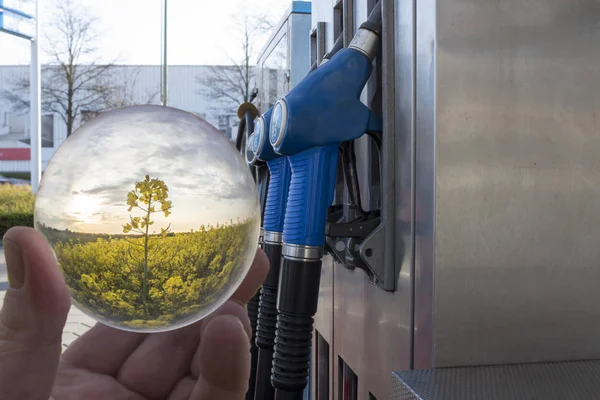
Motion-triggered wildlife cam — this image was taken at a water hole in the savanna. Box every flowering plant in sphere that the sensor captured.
[34,105,261,333]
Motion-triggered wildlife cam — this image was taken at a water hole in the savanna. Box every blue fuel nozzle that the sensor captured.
[269,3,383,396]
[267,26,383,249]
[247,106,292,235]
[245,106,292,400]
[269,42,383,157]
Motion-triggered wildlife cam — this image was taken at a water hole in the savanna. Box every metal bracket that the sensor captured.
[325,206,390,287]
[327,210,380,238]
[324,205,345,264]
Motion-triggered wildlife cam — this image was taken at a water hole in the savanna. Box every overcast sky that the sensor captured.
[34,105,260,234]
[1,0,294,66]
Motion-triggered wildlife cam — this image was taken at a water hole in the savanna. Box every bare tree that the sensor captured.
[103,67,159,110]
[78,67,159,125]
[0,0,121,137]
[197,12,275,111]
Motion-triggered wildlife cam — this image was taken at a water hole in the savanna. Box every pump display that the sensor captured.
[34,105,261,333]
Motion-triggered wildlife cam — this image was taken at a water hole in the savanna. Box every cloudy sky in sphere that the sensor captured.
[35,106,260,234]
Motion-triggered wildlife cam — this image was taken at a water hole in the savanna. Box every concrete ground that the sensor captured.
[0,246,96,349]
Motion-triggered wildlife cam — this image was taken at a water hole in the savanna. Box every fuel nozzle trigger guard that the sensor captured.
[323,121,394,289]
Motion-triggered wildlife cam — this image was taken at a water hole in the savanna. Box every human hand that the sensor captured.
[0,226,269,400]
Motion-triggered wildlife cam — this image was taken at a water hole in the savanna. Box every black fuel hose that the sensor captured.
[359,0,382,36]
[275,390,305,400]
[323,34,344,61]
[341,141,366,216]
[272,256,322,399]
[235,89,259,154]
[247,291,261,400]
[308,34,343,73]
[309,33,344,73]
[337,1,381,215]
[254,240,283,400]
[235,116,247,153]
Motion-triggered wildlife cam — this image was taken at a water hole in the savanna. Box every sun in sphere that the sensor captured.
[34,105,261,333]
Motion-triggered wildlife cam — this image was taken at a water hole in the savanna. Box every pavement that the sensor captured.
[0,246,96,350]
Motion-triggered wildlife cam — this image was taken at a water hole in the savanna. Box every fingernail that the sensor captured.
[3,238,25,289]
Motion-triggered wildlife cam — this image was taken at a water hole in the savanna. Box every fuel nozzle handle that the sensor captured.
[269,2,383,156]
[268,2,382,397]
[246,106,292,400]
[271,145,338,394]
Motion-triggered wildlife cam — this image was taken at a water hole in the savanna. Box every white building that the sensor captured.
[0,65,245,173]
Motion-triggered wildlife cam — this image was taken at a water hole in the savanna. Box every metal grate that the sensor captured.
[392,360,600,400]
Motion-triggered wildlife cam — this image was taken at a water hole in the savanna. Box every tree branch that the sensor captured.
[0,0,131,137]
[195,11,275,110]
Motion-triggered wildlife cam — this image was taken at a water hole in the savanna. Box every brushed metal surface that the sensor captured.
[311,5,336,400]
[413,0,436,371]
[330,0,415,398]
[391,360,600,400]
[312,254,334,400]
[264,230,283,244]
[422,0,600,367]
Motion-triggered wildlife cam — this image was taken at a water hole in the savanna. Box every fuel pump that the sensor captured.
[267,3,383,398]
[245,106,292,400]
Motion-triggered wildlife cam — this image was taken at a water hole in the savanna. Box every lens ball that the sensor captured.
[34,105,261,333]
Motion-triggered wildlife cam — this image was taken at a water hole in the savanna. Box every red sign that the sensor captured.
[0,148,31,161]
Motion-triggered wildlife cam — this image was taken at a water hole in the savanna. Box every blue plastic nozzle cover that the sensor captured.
[263,157,292,233]
[270,47,383,155]
[255,107,279,162]
[255,106,291,233]
[282,145,338,247]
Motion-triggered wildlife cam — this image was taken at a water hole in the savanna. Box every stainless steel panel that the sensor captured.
[311,5,336,399]
[413,0,436,370]
[424,0,600,367]
[314,254,335,345]
[330,0,415,398]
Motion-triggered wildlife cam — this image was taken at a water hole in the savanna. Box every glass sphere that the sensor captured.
[34,105,261,333]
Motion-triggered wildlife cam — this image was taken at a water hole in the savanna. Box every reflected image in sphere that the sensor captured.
[34,105,261,333]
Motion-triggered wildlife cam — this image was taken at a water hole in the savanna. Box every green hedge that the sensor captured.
[0,185,35,239]
[1,172,31,181]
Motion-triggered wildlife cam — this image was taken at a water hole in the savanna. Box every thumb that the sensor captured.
[0,226,71,400]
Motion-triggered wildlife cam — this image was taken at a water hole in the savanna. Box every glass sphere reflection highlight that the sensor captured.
[34,105,261,333]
